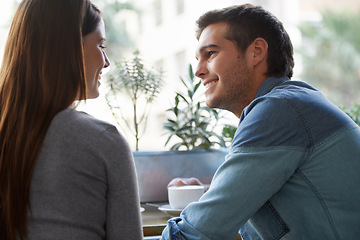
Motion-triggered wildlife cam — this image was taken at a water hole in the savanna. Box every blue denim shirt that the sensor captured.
[161,77,360,240]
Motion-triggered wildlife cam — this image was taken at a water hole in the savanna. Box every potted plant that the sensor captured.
[133,65,235,203]
[105,50,163,151]
[163,64,226,150]
[105,58,236,203]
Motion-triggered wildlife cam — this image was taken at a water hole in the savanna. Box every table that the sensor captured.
[141,203,242,240]
[142,203,171,240]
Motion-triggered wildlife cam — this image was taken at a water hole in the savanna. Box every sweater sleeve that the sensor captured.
[101,126,143,240]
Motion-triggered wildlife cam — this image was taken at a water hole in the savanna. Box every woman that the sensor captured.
[0,0,142,239]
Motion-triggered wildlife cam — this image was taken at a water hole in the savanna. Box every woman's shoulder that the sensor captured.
[48,107,126,145]
[54,107,115,131]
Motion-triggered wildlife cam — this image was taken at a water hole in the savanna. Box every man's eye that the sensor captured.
[208,51,216,57]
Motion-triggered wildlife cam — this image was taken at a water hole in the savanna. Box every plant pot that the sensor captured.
[133,148,229,203]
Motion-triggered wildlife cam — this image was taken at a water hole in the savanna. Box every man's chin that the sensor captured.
[205,99,220,110]
[206,100,233,113]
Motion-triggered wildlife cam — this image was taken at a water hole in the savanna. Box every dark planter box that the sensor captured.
[133,148,229,203]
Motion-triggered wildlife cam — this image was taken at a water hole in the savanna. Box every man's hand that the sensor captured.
[167,177,210,192]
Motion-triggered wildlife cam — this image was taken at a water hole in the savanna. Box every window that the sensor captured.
[154,0,163,26]
[175,50,186,78]
[176,0,184,15]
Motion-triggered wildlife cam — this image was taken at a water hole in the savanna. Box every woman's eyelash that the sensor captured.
[100,45,106,49]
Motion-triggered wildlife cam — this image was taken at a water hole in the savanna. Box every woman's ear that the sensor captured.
[251,37,268,66]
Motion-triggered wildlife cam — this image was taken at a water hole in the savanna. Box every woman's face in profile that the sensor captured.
[83,19,110,99]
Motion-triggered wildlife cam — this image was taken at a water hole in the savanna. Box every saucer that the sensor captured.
[158,204,183,216]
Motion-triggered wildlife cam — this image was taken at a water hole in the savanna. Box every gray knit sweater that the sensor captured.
[26,108,142,239]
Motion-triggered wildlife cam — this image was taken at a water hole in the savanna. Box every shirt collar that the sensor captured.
[255,76,290,99]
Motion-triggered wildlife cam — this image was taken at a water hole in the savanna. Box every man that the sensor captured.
[161,4,360,240]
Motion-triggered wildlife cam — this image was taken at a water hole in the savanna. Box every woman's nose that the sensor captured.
[103,52,110,68]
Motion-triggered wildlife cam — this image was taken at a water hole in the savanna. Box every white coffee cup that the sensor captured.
[168,185,205,209]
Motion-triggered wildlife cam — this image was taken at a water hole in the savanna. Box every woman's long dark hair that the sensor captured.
[0,0,101,239]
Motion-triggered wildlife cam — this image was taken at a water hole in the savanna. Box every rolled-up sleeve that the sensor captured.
[162,146,306,240]
[161,93,309,240]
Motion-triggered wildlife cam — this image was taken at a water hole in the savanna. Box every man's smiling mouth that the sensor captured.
[204,80,218,89]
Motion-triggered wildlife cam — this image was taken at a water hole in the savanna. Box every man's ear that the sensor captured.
[251,37,268,66]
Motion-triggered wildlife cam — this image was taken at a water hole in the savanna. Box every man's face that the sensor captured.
[195,22,254,118]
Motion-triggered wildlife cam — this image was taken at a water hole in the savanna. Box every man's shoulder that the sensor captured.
[237,80,354,148]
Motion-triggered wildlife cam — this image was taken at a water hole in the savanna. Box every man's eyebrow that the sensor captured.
[196,44,219,60]
[199,44,219,54]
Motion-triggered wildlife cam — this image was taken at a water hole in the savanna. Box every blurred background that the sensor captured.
[1,0,359,151]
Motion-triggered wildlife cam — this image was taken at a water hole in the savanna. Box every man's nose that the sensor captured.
[195,61,208,78]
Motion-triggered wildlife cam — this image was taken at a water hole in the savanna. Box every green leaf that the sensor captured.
[194,80,201,93]
[163,63,231,150]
